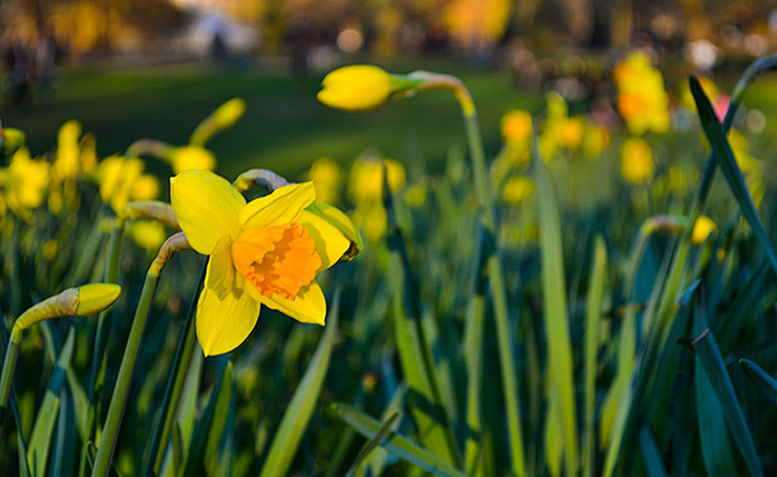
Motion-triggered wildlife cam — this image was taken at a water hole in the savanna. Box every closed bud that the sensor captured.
[75,283,122,316]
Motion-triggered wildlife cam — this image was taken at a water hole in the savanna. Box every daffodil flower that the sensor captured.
[170,170,354,356]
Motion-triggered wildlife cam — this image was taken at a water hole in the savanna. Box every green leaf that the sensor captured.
[695,355,738,477]
[181,359,233,477]
[344,412,400,477]
[258,290,341,477]
[27,327,75,477]
[638,427,667,477]
[369,384,407,476]
[384,170,460,466]
[689,75,777,275]
[740,358,777,406]
[333,403,468,477]
[691,300,763,477]
[533,135,579,475]
[584,236,607,477]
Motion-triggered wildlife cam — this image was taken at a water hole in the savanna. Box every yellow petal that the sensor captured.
[170,170,245,255]
[196,286,260,356]
[205,236,235,299]
[239,182,315,229]
[299,210,349,271]
[260,281,326,326]
[306,201,363,262]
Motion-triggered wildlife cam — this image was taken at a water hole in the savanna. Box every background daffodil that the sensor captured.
[170,170,352,356]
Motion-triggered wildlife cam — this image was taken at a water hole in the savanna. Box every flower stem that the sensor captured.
[142,259,207,476]
[0,324,23,439]
[80,216,125,477]
[91,232,191,477]
[91,271,159,477]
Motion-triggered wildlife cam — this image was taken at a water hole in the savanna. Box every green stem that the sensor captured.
[80,217,125,477]
[143,260,207,476]
[91,271,160,477]
[462,95,526,477]
[0,325,23,438]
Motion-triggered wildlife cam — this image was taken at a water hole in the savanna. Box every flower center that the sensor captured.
[231,222,321,300]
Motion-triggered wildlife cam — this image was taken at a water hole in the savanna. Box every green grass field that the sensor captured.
[3,59,544,180]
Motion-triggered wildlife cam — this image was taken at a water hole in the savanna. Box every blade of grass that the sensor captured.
[695,355,737,477]
[344,412,400,477]
[383,169,461,466]
[258,289,341,477]
[27,327,75,477]
[333,403,468,477]
[181,359,233,477]
[584,236,607,477]
[691,297,763,477]
[638,427,667,477]
[533,131,579,475]
[690,75,777,274]
[740,359,777,406]
[369,383,407,477]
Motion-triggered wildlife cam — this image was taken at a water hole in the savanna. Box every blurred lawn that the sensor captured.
[3,59,542,180]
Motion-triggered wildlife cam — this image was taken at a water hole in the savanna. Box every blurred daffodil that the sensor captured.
[317,65,422,112]
[501,109,533,144]
[129,220,168,252]
[692,215,717,245]
[1,127,25,156]
[170,170,356,356]
[613,51,670,135]
[348,158,405,203]
[583,124,611,159]
[502,176,534,205]
[169,145,217,174]
[1,147,50,219]
[620,138,654,184]
[190,98,247,147]
[307,157,343,205]
[53,120,82,180]
[96,156,160,213]
[559,116,585,151]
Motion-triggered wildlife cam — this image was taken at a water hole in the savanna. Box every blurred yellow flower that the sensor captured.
[1,127,26,156]
[348,158,405,203]
[539,92,568,160]
[42,239,58,261]
[559,116,585,151]
[404,184,427,208]
[501,110,533,144]
[352,201,388,243]
[583,124,611,159]
[501,176,534,205]
[2,147,50,218]
[170,170,357,356]
[307,157,343,205]
[129,220,168,252]
[692,215,717,245]
[169,146,216,174]
[727,130,759,174]
[53,120,82,180]
[317,65,420,112]
[620,138,654,184]
[613,51,670,135]
[96,156,159,213]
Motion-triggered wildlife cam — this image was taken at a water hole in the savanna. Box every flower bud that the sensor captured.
[75,284,122,316]
[317,65,422,112]
[2,128,26,156]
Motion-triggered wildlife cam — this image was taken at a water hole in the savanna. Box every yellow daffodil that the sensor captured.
[190,98,247,146]
[1,127,25,156]
[539,92,568,161]
[559,116,585,151]
[613,51,670,135]
[501,110,533,144]
[129,220,168,252]
[348,158,405,203]
[317,65,422,112]
[620,138,654,184]
[502,176,534,204]
[583,124,611,159]
[96,156,160,212]
[170,170,355,356]
[53,120,82,180]
[692,215,717,245]
[307,157,343,205]
[352,201,388,243]
[169,145,217,174]
[2,147,50,218]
